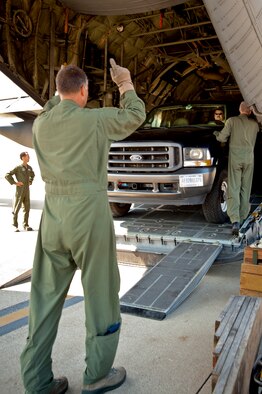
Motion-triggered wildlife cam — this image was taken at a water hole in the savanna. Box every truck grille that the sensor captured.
[108,142,182,172]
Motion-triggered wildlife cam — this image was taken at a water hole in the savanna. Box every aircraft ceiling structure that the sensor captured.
[60,0,186,15]
[0,0,242,116]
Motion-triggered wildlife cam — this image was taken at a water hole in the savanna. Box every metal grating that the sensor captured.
[120,241,222,320]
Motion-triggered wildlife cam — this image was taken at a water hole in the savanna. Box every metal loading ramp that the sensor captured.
[120,241,222,320]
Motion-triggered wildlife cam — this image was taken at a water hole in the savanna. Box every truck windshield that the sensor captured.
[143,104,226,128]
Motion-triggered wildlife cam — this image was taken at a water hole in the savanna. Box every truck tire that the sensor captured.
[202,169,228,224]
[109,202,132,217]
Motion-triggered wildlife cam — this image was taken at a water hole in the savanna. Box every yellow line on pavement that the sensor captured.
[0,295,74,327]
[0,307,29,326]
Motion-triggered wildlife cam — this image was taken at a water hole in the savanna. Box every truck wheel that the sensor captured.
[202,169,228,224]
[109,202,132,217]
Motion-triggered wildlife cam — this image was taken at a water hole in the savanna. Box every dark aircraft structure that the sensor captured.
[0,1,242,117]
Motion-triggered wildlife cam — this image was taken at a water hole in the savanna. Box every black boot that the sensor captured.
[232,222,240,236]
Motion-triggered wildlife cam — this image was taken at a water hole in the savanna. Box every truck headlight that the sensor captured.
[183,148,213,167]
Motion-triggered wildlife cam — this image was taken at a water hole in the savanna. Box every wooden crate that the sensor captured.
[212,295,262,393]
[240,246,262,297]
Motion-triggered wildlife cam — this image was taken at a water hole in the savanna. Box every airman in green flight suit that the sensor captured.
[20,60,146,394]
[214,102,259,235]
[5,152,35,231]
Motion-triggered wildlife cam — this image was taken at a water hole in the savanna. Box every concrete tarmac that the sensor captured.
[0,135,243,394]
[0,201,243,394]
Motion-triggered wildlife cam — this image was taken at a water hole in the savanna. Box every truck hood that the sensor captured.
[121,124,224,148]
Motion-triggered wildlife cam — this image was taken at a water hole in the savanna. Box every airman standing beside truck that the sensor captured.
[214,102,259,235]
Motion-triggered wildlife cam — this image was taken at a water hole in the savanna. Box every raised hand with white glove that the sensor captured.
[110,58,134,96]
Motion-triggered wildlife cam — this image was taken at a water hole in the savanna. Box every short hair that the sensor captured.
[56,65,88,94]
[239,101,251,114]
[214,107,224,114]
[20,152,28,160]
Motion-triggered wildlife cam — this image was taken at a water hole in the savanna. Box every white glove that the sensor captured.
[110,58,134,96]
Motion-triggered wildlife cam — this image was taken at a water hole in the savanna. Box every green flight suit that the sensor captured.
[216,114,259,223]
[20,90,146,393]
[5,164,35,228]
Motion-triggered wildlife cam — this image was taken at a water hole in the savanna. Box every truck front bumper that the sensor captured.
[108,167,216,206]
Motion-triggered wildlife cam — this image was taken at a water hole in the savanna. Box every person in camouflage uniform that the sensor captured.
[5,152,35,231]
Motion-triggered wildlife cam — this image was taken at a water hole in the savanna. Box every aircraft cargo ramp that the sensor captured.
[1,195,261,319]
[115,200,262,319]
[120,241,222,320]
